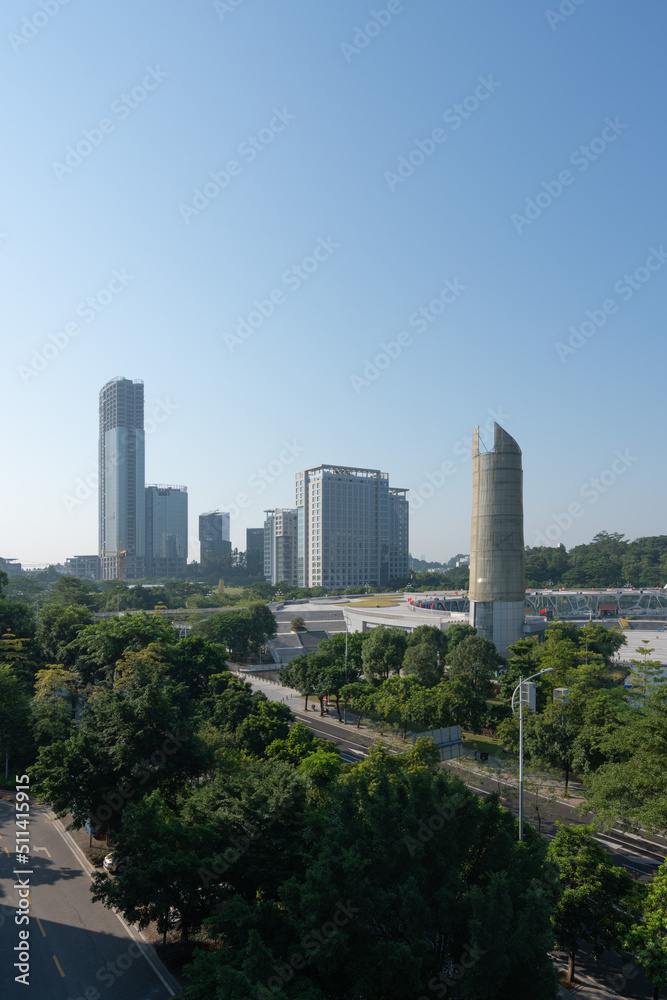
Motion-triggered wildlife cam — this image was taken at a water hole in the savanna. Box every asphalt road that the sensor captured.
[0,795,179,1000]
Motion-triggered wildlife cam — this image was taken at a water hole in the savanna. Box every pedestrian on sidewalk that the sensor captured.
[473,742,478,761]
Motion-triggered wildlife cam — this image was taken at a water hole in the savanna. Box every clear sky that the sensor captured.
[1,0,665,567]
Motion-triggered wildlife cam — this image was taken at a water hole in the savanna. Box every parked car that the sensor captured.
[103,853,125,873]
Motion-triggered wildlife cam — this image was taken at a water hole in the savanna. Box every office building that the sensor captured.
[0,557,22,578]
[469,423,525,656]
[246,528,264,553]
[199,511,231,563]
[264,509,298,585]
[295,465,409,590]
[99,377,145,580]
[64,555,100,580]
[145,485,188,577]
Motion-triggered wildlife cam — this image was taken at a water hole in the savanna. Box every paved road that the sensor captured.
[0,795,179,999]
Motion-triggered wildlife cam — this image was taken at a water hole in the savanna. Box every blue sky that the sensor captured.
[1,0,665,567]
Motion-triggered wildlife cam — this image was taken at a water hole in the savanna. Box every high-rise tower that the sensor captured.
[98,377,145,580]
[469,423,525,656]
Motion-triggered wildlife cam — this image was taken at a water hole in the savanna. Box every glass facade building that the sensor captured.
[199,511,231,562]
[98,377,145,579]
[295,465,409,590]
[145,485,188,577]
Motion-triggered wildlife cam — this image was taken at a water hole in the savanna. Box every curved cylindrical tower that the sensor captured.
[469,423,524,655]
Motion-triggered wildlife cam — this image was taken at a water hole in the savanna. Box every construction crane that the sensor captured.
[101,541,128,580]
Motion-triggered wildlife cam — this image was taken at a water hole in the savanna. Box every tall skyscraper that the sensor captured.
[263,509,298,585]
[469,422,525,656]
[295,465,409,590]
[246,528,264,553]
[199,511,231,563]
[99,377,145,580]
[145,485,188,577]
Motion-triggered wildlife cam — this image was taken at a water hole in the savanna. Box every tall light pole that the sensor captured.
[343,614,349,724]
[511,666,553,841]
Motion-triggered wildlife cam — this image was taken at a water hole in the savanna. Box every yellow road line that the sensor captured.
[53,955,65,977]
[36,917,46,937]
[3,846,8,855]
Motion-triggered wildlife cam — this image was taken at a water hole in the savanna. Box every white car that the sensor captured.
[103,853,125,873]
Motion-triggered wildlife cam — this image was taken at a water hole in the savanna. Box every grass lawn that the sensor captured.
[461,733,513,761]
[340,598,400,608]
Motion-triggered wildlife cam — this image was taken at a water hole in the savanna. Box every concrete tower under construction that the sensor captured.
[469,423,525,656]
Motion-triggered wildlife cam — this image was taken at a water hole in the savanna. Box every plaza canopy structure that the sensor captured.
[525,589,667,619]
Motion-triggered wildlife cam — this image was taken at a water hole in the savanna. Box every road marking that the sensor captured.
[36,917,46,937]
[3,846,8,855]
[53,955,65,977]
[34,846,51,857]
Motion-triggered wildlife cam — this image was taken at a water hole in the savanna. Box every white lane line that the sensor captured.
[47,810,180,998]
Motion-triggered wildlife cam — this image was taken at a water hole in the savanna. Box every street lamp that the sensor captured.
[511,666,554,842]
[343,613,350,724]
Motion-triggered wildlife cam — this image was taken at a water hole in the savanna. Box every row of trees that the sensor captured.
[0,569,279,771]
[279,623,505,734]
[494,618,667,838]
[526,530,667,588]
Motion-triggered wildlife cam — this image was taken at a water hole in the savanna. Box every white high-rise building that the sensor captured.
[295,465,408,590]
[264,509,298,585]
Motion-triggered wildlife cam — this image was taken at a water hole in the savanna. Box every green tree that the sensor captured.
[0,599,36,642]
[0,665,32,769]
[162,635,228,698]
[45,574,100,610]
[291,742,558,999]
[30,678,209,831]
[31,665,79,746]
[584,684,667,831]
[64,612,178,685]
[625,863,667,1000]
[361,626,407,685]
[444,621,477,654]
[447,634,498,695]
[340,680,377,728]
[318,630,368,674]
[402,640,443,686]
[376,675,419,737]
[547,823,641,985]
[627,641,664,695]
[36,603,93,662]
[265,721,338,767]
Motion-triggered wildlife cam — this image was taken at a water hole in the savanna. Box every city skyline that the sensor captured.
[1,3,664,566]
